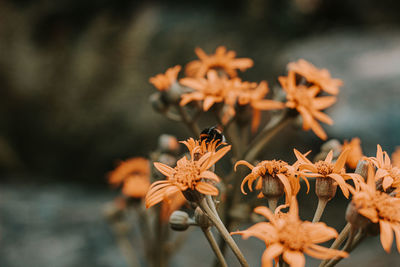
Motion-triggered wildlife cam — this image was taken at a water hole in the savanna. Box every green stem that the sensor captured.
[198,198,249,267]
[202,227,228,267]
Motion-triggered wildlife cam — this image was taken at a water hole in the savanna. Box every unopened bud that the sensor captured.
[314,139,342,162]
[158,134,179,154]
[315,177,337,201]
[150,92,168,113]
[169,210,192,231]
[161,82,182,104]
[345,202,373,230]
[354,160,369,181]
[194,207,212,228]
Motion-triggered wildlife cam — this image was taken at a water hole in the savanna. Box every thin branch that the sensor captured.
[202,227,228,267]
[177,105,201,136]
[312,198,329,223]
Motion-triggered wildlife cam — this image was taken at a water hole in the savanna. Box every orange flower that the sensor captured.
[294,149,362,198]
[392,147,400,168]
[234,159,308,201]
[145,145,231,207]
[232,198,348,267]
[180,70,227,111]
[180,137,224,159]
[185,46,253,78]
[160,191,187,222]
[149,65,181,91]
[280,71,336,140]
[287,59,343,95]
[349,165,400,253]
[342,137,363,169]
[369,145,400,192]
[108,157,150,198]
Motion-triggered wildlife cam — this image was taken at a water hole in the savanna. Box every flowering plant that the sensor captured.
[104,46,400,267]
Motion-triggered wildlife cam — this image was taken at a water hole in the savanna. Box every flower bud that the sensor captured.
[194,207,212,228]
[161,82,182,104]
[150,92,168,113]
[262,174,284,199]
[169,210,191,231]
[345,202,373,231]
[158,134,179,154]
[315,177,337,201]
[354,160,369,181]
[314,139,341,162]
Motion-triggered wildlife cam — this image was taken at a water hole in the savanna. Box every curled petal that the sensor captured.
[235,160,255,171]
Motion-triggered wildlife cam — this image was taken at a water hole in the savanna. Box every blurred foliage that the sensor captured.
[0,0,398,183]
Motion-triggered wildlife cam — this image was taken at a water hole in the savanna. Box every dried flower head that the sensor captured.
[149,65,181,91]
[342,137,363,169]
[280,71,336,140]
[349,164,400,253]
[108,157,150,198]
[185,46,253,78]
[294,149,362,198]
[369,145,400,192]
[145,144,231,207]
[288,59,343,95]
[232,198,348,267]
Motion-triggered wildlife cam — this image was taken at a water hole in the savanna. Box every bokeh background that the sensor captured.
[0,0,399,266]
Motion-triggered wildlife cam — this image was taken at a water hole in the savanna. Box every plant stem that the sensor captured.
[312,198,328,223]
[323,228,362,267]
[318,223,351,267]
[198,198,249,267]
[202,227,228,267]
[268,197,279,212]
[243,112,291,162]
[177,105,201,136]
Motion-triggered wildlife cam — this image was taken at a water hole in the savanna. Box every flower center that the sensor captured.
[174,160,201,190]
[256,160,289,177]
[278,217,309,251]
[315,161,334,176]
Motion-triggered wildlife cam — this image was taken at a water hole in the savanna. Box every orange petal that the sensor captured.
[261,243,284,267]
[235,160,255,171]
[333,149,350,173]
[195,181,219,196]
[154,162,175,177]
[380,220,393,253]
[282,250,305,267]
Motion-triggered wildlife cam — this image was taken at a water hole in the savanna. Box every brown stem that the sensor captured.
[198,198,249,267]
[312,198,329,223]
[268,197,279,213]
[177,105,201,136]
[318,223,351,267]
[243,112,291,162]
[202,227,228,267]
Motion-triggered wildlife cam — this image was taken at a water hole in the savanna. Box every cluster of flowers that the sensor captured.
[107,46,400,267]
[150,46,341,139]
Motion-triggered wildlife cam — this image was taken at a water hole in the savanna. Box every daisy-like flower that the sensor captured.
[108,157,150,198]
[392,147,400,168]
[287,59,343,95]
[348,165,400,253]
[232,198,348,267]
[280,71,337,140]
[234,159,308,202]
[180,70,228,111]
[149,65,181,91]
[145,144,231,207]
[294,149,362,198]
[185,46,253,78]
[369,145,400,192]
[160,190,187,222]
[180,137,225,159]
[342,137,363,169]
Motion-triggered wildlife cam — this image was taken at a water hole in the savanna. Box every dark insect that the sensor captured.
[199,126,226,146]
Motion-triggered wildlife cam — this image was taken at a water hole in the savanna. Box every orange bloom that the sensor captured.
[145,145,231,207]
[234,159,308,202]
[350,165,400,253]
[342,137,364,169]
[180,70,228,111]
[108,157,150,198]
[294,149,362,198]
[287,59,343,95]
[180,137,224,159]
[149,65,181,91]
[392,147,400,168]
[232,198,348,267]
[280,71,336,140]
[369,145,400,192]
[185,46,253,78]
[160,191,187,222]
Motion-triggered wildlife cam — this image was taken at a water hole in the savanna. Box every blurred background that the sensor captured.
[0,0,399,266]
